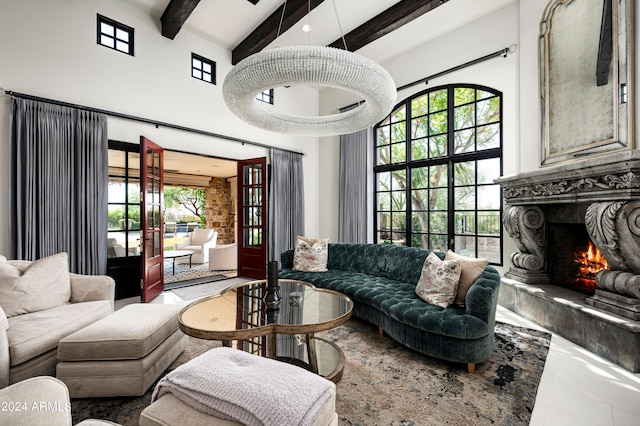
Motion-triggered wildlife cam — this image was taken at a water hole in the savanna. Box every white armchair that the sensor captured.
[208,243,238,271]
[174,229,218,264]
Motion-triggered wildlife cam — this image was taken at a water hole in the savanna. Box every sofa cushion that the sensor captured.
[191,229,215,245]
[445,250,489,307]
[7,300,112,366]
[415,252,461,308]
[293,236,329,272]
[0,253,71,317]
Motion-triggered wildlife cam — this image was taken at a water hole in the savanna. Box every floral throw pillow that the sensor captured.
[415,252,461,308]
[292,236,328,272]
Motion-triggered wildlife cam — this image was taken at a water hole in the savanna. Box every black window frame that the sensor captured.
[107,140,142,259]
[97,14,134,56]
[191,53,216,85]
[373,83,504,265]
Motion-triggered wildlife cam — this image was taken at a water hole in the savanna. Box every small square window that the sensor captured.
[257,89,274,104]
[97,14,134,56]
[191,53,216,85]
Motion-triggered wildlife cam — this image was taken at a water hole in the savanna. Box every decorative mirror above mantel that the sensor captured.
[539,0,635,166]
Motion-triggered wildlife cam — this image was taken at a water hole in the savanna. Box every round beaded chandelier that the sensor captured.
[222,2,396,137]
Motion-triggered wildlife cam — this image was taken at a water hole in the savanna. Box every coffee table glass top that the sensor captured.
[179,279,353,337]
[179,279,352,382]
[164,250,194,259]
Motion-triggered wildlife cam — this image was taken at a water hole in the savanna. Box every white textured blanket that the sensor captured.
[152,347,336,426]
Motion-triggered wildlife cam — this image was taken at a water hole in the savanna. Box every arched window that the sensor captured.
[374,84,503,264]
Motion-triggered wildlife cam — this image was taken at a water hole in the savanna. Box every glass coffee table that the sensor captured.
[178,279,353,382]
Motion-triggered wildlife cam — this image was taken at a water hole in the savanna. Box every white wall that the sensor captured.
[0,0,322,256]
[319,3,520,270]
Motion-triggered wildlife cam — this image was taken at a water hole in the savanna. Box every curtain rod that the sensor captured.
[1,89,304,156]
[338,45,514,112]
[396,46,513,92]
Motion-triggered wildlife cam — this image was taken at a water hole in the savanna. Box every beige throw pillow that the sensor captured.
[0,252,71,317]
[293,236,329,272]
[445,250,489,307]
[415,252,461,308]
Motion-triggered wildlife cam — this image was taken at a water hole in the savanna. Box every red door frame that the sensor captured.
[237,157,267,279]
[140,136,164,302]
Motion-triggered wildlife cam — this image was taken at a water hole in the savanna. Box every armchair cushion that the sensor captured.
[0,253,71,318]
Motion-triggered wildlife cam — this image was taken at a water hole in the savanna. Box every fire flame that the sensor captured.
[574,241,609,276]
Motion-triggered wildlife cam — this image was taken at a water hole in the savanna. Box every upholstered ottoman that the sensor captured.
[56,304,188,398]
[139,347,338,426]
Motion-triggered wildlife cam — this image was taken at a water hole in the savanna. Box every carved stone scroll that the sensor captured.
[585,200,640,303]
[585,200,640,274]
[503,205,550,284]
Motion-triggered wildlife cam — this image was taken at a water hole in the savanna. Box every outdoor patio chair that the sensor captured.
[174,228,217,263]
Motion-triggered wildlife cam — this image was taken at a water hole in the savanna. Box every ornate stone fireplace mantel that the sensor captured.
[497,151,640,205]
[496,151,640,319]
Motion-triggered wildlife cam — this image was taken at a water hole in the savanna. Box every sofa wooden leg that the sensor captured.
[378,327,385,337]
[466,363,475,374]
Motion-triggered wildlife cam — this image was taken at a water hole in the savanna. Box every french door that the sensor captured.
[140,136,164,302]
[237,157,267,279]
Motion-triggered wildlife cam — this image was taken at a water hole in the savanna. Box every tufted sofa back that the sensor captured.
[282,243,433,285]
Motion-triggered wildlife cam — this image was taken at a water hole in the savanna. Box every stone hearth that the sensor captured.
[495,151,640,372]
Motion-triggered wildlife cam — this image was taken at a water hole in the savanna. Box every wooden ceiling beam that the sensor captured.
[232,0,325,65]
[328,0,450,51]
[160,0,201,40]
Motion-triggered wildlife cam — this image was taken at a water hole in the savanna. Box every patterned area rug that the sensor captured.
[320,319,550,425]
[71,319,550,426]
[163,261,236,289]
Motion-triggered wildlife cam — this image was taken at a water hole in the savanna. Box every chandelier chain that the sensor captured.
[277,0,288,38]
[331,0,348,51]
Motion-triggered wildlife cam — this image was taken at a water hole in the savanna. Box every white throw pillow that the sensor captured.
[445,250,489,307]
[415,252,461,308]
[0,252,71,317]
[293,236,329,272]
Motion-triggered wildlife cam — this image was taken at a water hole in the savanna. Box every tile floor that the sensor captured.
[119,278,640,426]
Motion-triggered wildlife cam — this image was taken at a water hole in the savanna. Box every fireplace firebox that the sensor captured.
[547,223,605,295]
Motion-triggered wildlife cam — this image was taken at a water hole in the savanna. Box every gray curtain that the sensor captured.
[10,98,108,275]
[339,128,371,242]
[268,149,304,265]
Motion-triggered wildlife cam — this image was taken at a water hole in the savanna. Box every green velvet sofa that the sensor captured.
[279,243,501,373]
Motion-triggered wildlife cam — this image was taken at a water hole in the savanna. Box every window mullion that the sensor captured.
[447,86,456,252]
[405,100,412,246]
